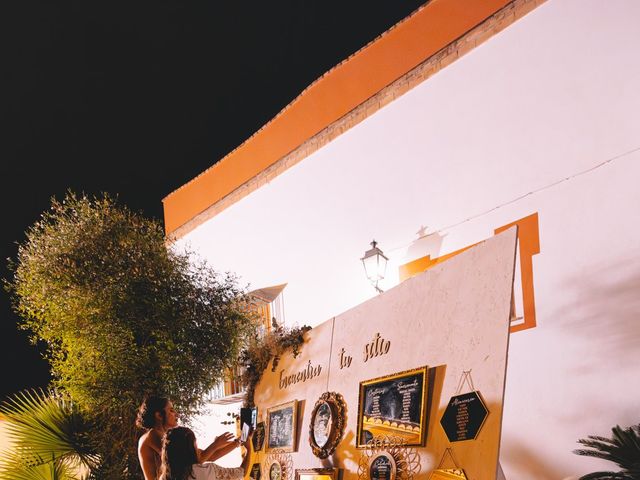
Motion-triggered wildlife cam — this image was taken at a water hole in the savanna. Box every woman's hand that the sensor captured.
[212,431,236,451]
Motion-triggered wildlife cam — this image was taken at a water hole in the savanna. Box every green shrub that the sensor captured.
[6,193,255,478]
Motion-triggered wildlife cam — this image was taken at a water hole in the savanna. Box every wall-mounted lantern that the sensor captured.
[361,240,388,294]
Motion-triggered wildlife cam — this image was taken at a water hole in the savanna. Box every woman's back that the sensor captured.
[191,463,244,480]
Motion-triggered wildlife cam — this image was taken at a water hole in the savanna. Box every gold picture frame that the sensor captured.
[309,391,347,458]
[266,400,298,452]
[356,366,429,448]
[295,468,339,480]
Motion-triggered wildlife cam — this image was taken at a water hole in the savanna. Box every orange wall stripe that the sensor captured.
[162,0,513,236]
[398,213,541,333]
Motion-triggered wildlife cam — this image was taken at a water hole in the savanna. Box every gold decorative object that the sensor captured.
[263,450,293,480]
[266,400,298,452]
[295,468,339,480]
[309,391,347,458]
[428,448,467,480]
[357,436,420,480]
[429,469,467,479]
[357,366,429,447]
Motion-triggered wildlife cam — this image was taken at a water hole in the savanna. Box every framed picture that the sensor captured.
[356,366,429,447]
[368,452,397,480]
[250,463,262,480]
[253,421,266,451]
[268,460,284,480]
[266,400,298,452]
[309,392,346,458]
[295,468,339,480]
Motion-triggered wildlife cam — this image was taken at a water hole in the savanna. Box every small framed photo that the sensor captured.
[295,468,339,480]
[308,392,346,458]
[357,366,429,447]
[268,460,284,480]
[266,400,298,452]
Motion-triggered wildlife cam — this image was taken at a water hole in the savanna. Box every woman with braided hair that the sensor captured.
[160,426,252,480]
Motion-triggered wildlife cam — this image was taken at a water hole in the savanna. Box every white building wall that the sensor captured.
[181,1,640,478]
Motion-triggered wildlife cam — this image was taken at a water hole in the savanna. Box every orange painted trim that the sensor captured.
[398,213,541,333]
[399,243,478,282]
[495,213,540,332]
[162,0,513,236]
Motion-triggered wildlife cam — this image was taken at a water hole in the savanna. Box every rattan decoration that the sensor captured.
[357,436,420,480]
[263,450,293,480]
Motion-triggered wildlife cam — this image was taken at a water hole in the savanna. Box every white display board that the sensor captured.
[253,228,517,480]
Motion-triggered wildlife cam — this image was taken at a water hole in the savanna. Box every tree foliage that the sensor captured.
[574,423,640,480]
[6,193,255,478]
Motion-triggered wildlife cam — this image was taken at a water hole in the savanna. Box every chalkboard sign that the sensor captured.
[440,391,488,442]
[253,422,265,451]
[368,452,396,480]
[250,463,262,480]
[267,400,298,452]
[357,366,429,447]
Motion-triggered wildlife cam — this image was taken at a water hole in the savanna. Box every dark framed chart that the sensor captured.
[357,366,429,447]
[266,400,298,452]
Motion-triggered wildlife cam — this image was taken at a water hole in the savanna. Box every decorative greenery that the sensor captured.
[0,389,97,480]
[238,318,311,407]
[574,423,640,480]
[6,192,255,478]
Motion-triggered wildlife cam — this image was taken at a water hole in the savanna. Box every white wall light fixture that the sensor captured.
[360,240,388,294]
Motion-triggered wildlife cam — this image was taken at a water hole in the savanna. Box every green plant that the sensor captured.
[238,318,310,407]
[574,423,640,480]
[0,389,97,480]
[6,192,255,478]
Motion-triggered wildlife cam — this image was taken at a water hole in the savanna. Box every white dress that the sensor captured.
[191,463,244,480]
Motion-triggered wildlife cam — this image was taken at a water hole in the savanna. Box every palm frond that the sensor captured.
[0,389,99,477]
[0,455,77,480]
[578,472,633,480]
[575,423,640,480]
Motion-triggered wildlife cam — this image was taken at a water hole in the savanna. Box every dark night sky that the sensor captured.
[0,1,426,400]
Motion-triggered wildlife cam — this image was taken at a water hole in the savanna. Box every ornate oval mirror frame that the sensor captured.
[309,391,347,458]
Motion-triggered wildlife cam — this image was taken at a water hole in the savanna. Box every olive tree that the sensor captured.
[6,193,254,478]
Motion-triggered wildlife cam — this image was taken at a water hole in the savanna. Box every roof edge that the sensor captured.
[164,0,544,239]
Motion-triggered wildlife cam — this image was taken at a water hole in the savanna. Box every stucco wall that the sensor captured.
[182,1,640,478]
[251,230,516,480]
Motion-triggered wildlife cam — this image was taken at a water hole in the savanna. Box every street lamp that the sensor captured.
[361,240,388,293]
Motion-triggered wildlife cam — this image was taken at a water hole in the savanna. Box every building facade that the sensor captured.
[164,1,640,478]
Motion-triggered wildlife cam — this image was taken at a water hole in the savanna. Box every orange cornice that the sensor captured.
[163,0,513,236]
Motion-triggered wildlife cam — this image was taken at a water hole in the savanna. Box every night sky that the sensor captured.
[1,1,426,400]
